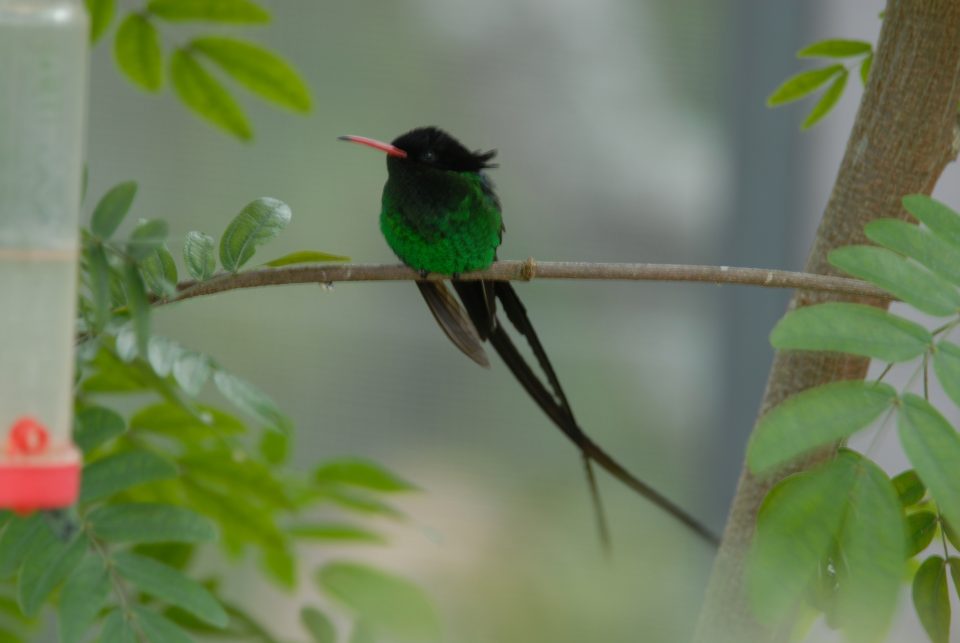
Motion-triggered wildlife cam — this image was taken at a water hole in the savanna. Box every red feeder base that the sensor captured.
[0,417,80,512]
[0,460,80,512]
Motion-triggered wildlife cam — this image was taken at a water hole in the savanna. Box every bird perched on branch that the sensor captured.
[339,126,715,547]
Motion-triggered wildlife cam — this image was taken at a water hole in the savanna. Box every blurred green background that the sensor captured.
[79,1,888,641]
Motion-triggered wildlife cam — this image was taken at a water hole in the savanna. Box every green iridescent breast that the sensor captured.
[380,171,502,275]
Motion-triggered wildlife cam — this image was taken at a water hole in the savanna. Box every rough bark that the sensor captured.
[695,2,960,642]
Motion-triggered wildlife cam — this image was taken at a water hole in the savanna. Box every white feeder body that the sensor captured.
[0,0,87,510]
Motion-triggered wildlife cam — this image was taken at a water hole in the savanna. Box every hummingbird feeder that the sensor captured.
[0,0,88,511]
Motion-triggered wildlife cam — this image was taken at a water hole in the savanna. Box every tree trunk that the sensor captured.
[694,2,960,641]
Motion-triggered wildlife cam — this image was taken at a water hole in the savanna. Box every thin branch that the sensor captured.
[163,259,889,305]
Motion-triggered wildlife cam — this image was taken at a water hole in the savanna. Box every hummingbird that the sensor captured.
[339,127,716,546]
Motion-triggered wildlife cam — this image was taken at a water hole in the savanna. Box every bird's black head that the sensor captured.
[391,127,497,172]
[339,127,497,173]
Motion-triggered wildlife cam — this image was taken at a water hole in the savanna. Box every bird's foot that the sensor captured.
[418,269,429,279]
[452,272,461,280]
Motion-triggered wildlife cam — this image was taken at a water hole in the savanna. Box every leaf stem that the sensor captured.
[931,317,960,337]
[84,523,149,642]
[874,362,894,384]
[939,513,951,559]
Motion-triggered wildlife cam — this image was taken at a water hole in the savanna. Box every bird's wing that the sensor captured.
[415,281,490,367]
[450,279,496,339]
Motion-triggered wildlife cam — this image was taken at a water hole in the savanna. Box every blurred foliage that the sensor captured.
[87,0,311,139]
[0,181,433,642]
[744,195,960,643]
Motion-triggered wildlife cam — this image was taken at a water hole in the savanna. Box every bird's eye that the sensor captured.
[421,150,437,163]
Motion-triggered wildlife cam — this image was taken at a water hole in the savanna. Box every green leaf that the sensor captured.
[180,452,291,509]
[115,324,138,364]
[133,543,195,571]
[264,250,351,267]
[130,402,245,438]
[147,0,269,23]
[866,218,960,287]
[898,394,960,533]
[127,218,169,260]
[860,54,873,85]
[219,197,292,272]
[183,231,216,280]
[893,469,926,506]
[213,369,291,432]
[18,531,87,617]
[123,260,151,357]
[80,449,178,503]
[747,457,855,624]
[913,556,950,643]
[903,195,960,249]
[191,37,311,112]
[832,452,906,642]
[944,519,960,551]
[183,482,286,552]
[260,540,296,589]
[318,562,440,641]
[82,343,149,388]
[747,381,896,474]
[101,609,137,643]
[90,181,137,238]
[770,303,931,362]
[116,327,143,361]
[950,557,960,604]
[58,555,110,643]
[113,14,163,91]
[323,489,403,519]
[114,551,228,627]
[302,606,336,643]
[113,330,142,362]
[140,245,179,297]
[147,335,181,377]
[797,39,872,59]
[767,64,844,106]
[132,606,193,643]
[89,503,217,543]
[907,511,939,557]
[170,49,251,140]
[830,245,960,316]
[0,515,43,578]
[934,341,960,411]
[74,406,126,453]
[173,350,213,396]
[85,0,115,43]
[289,523,385,544]
[81,363,151,394]
[108,265,127,308]
[801,68,847,129]
[86,240,112,330]
[748,451,905,641]
[258,429,289,464]
[314,459,417,492]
